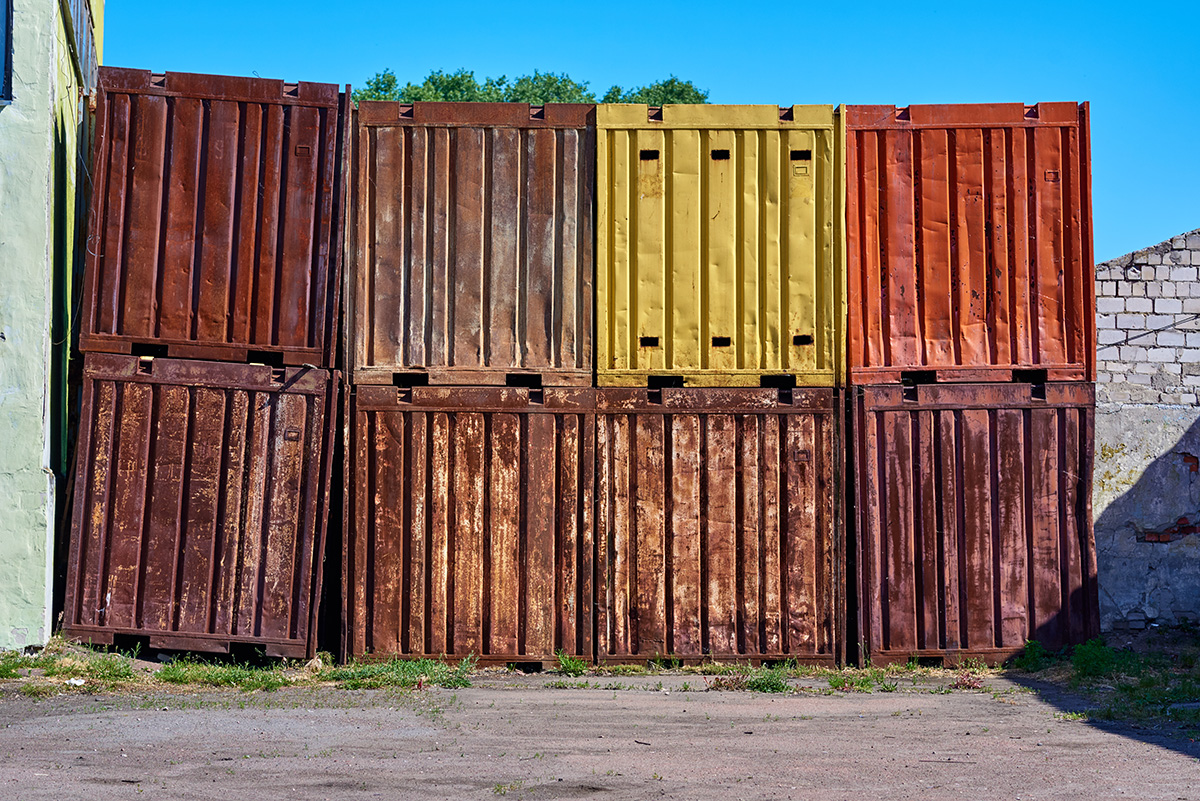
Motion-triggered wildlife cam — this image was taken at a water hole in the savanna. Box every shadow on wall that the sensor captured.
[1094,404,1200,631]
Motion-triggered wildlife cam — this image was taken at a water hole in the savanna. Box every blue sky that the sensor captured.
[106,1,1198,262]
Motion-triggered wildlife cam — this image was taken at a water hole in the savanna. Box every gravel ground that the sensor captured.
[0,673,1196,800]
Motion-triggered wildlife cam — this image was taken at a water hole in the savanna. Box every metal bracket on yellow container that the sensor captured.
[595,104,846,388]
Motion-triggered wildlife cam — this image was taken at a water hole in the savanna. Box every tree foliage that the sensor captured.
[352,68,708,105]
[601,77,709,105]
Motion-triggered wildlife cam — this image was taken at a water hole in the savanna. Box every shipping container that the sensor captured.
[596,105,845,388]
[845,103,1095,384]
[80,68,350,367]
[853,382,1098,666]
[348,102,594,387]
[345,385,595,663]
[63,354,338,658]
[595,387,842,663]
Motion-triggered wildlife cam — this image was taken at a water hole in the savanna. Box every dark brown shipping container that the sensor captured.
[80,67,350,367]
[595,388,842,664]
[845,103,1095,384]
[63,354,338,658]
[345,386,595,663]
[853,382,1098,666]
[348,102,594,386]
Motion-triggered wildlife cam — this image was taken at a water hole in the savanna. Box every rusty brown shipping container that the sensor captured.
[345,386,595,662]
[845,103,1095,384]
[80,68,350,366]
[853,382,1098,666]
[595,388,842,664]
[348,102,594,387]
[63,354,338,658]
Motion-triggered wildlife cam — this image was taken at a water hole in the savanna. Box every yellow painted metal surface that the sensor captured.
[596,104,845,387]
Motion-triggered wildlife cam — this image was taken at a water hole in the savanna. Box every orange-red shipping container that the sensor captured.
[852,382,1099,665]
[845,103,1095,384]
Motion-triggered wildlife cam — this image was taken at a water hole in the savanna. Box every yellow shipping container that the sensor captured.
[596,104,845,387]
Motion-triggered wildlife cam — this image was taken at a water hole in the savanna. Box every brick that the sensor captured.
[1189,282,1200,297]
[1133,362,1157,374]
[1117,314,1147,330]
[1146,282,1163,298]
[1156,298,1184,314]
[1163,362,1183,374]
[1179,349,1200,363]
[1146,253,1163,265]
[1097,371,1111,383]
[1181,375,1200,386]
[1141,266,1156,281]
[1109,362,1131,373]
[1182,299,1200,315]
[1160,282,1178,298]
[1184,394,1198,405]
[1097,314,1117,329]
[1097,297,1125,313]
[1126,297,1153,313]
[1097,346,1120,360]
[1120,346,1148,361]
[1170,266,1196,281]
[1158,330,1186,347]
[1130,282,1147,297]
[1187,235,1200,249]
[1128,373,1152,385]
[1173,236,1188,248]
[1149,348,1179,362]
[1097,329,1124,345]
[1147,315,1175,328]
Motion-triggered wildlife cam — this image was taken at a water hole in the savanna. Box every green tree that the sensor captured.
[399,69,508,102]
[602,77,709,104]
[354,69,708,105]
[351,68,400,103]
[504,70,595,103]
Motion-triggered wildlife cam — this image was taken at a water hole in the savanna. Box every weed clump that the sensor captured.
[321,655,475,690]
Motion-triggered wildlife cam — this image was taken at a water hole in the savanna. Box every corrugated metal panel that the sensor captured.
[595,387,842,663]
[345,385,595,662]
[348,102,594,386]
[595,105,845,388]
[853,382,1099,666]
[63,354,337,658]
[80,68,350,367]
[845,103,1095,384]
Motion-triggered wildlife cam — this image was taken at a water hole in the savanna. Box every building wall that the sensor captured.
[1094,230,1200,631]
[0,0,93,650]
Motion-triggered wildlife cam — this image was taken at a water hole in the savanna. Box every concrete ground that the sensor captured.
[0,673,1196,800]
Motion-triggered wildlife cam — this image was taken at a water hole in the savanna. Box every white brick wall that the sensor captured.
[1097,228,1200,405]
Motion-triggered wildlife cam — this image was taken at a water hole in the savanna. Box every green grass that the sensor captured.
[554,650,587,677]
[319,655,476,690]
[156,658,291,692]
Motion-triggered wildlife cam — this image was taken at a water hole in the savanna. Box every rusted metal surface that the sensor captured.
[853,382,1099,666]
[596,104,845,388]
[595,388,842,663]
[348,102,594,387]
[80,67,350,367]
[345,386,595,662]
[63,354,338,658]
[845,103,1095,384]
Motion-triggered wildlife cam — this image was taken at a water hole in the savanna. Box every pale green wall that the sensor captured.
[0,0,92,650]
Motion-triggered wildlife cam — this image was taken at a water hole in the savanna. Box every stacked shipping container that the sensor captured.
[844,103,1099,665]
[591,105,846,663]
[60,70,1100,668]
[344,102,598,662]
[63,68,349,658]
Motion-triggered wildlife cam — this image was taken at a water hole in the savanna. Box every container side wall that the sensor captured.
[597,105,843,387]
[350,102,594,386]
[595,387,841,662]
[845,103,1095,383]
[853,382,1098,665]
[62,354,335,657]
[79,68,346,366]
[346,386,595,661]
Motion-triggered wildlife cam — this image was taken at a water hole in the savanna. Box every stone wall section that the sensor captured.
[1096,229,1200,405]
